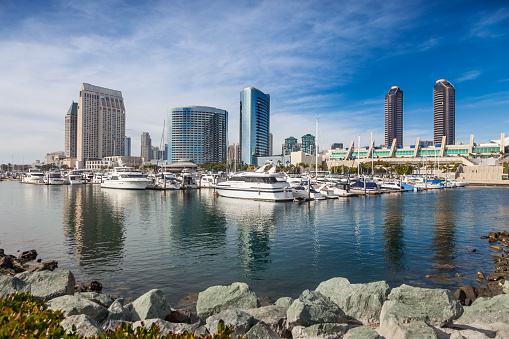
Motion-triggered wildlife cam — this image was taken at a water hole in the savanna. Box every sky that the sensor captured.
[1,0,508,164]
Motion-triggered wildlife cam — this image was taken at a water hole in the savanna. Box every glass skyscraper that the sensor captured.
[239,87,270,165]
[385,86,403,147]
[301,134,316,155]
[434,79,455,145]
[168,106,228,165]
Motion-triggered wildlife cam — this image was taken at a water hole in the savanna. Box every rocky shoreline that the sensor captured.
[2,236,509,338]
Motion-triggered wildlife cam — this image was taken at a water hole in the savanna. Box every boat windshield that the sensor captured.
[120,174,145,178]
[230,176,278,183]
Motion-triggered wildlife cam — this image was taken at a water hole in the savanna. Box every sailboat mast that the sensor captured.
[315,119,318,178]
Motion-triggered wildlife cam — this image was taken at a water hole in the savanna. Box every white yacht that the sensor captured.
[331,183,356,197]
[199,174,225,188]
[67,170,85,185]
[101,167,149,190]
[44,172,65,185]
[178,169,198,189]
[214,167,294,201]
[148,172,181,190]
[22,168,45,184]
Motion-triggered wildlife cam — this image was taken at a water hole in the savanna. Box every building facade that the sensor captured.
[283,136,300,155]
[239,87,270,165]
[77,83,125,168]
[269,132,273,156]
[434,79,455,145]
[385,86,403,147]
[331,143,344,150]
[64,101,78,158]
[125,136,131,156]
[168,106,228,165]
[141,132,152,161]
[301,134,316,155]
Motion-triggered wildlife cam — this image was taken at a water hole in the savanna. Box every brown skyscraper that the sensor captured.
[434,79,455,145]
[385,86,403,147]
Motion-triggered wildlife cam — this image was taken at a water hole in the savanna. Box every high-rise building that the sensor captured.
[301,134,316,155]
[283,136,300,155]
[141,132,152,161]
[239,87,270,165]
[331,143,343,150]
[125,136,131,156]
[269,133,273,156]
[434,79,455,145]
[64,101,78,158]
[77,83,125,167]
[168,106,228,165]
[228,144,238,164]
[385,86,403,147]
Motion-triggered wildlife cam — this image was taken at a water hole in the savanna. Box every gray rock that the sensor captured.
[291,323,348,339]
[130,289,173,322]
[275,297,294,309]
[380,319,438,339]
[47,295,109,323]
[103,298,132,323]
[76,292,113,308]
[60,314,103,338]
[102,319,130,332]
[344,326,382,339]
[456,294,509,325]
[0,275,29,297]
[132,319,174,336]
[197,282,259,319]
[316,277,390,325]
[287,290,346,328]
[16,270,75,301]
[245,321,282,339]
[206,309,255,337]
[243,305,289,338]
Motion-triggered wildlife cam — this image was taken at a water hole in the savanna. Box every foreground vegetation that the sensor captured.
[0,293,238,339]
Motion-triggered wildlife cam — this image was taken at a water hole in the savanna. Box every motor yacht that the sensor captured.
[44,171,65,185]
[67,170,85,185]
[331,183,356,197]
[22,168,45,184]
[148,172,181,190]
[214,166,294,201]
[101,167,149,190]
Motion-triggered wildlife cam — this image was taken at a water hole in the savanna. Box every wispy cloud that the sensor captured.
[455,70,482,83]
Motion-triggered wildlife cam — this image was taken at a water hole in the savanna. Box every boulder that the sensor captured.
[47,295,109,323]
[102,319,130,332]
[18,250,38,263]
[0,275,29,298]
[27,260,58,272]
[344,326,382,339]
[379,285,462,338]
[60,314,103,338]
[165,309,198,324]
[245,321,281,339]
[130,289,173,322]
[197,282,259,319]
[206,309,255,337]
[76,292,113,308]
[286,290,346,328]
[75,281,102,293]
[132,319,174,336]
[243,305,289,338]
[316,277,390,325]
[14,270,75,300]
[291,323,349,339]
[455,294,509,325]
[274,297,293,309]
[103,298,133,323]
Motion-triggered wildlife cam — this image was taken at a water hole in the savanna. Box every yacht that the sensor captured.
[101,167,149,190]
[214,167,294,201]
[350,180,381,194]
[331,183,356,197]
[148,172,181,190]
[22,168,45,184]
[44,171,65,185]
[199,174,225,188]
[67,170,85,185]
[178,169,198,189]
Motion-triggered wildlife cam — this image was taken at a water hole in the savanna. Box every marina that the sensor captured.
[0,180,505,305]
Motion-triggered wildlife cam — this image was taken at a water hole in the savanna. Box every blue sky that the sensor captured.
[1,0,508,164]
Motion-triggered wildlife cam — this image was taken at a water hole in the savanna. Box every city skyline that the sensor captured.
[1,0,508,164]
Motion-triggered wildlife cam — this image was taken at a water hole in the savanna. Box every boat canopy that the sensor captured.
[351,181,378,188]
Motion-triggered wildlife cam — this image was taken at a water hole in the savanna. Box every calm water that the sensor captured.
[0,181,507,304]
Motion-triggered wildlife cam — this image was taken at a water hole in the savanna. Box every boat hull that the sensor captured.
[214,186,294,201]
[101,180,149,190]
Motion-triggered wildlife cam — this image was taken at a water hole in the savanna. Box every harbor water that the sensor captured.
[0,181,507,304]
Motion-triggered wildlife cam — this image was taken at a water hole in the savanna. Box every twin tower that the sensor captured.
[385,79,455,147]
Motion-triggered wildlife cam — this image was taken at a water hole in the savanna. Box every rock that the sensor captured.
[456,294,509,324]
[47,295,109,323]
[165,309,198,324]
[456,285,476,305]
[489,232,501,239]
[245,321,281,339]
[206,309,255,337]
[486,273,505,281]
[344,326,382,339]
[287,290,346,328]
[477,271,486,280]
[476,281,503,298]
[104,298,132,322]
[379,284,463,338]
[490,253,504,259]
[291,323,348,339]
[455,273,464,277]
[75,292,113,308]
[0,249,4,256]
[130,289,173,322]
[315,277,390,325]
[75,281,102,293]
[60,314,103,338]
[18,250,37,263]
[196,282,259,320]
[380,319,438,339]
[15,270,75,301]
[503,281,509,294]
[274,297,293,309]
[0,256,13,269]
[27,260,58,272]
[490,245,503,252]
[101,319,129,332]
[132,319,174,336]
[467,248,477,252]
[481,235,489,239]
[0,275,29,297]
[243,305,289,338]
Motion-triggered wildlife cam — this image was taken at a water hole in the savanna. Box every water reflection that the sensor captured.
[430,190,457,268]
[382,194,406,273]
[62,186,126,271]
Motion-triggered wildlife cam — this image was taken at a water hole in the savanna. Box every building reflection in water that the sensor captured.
[430,190,457,268]
[382,194,406,273]
[62,185,126,270]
